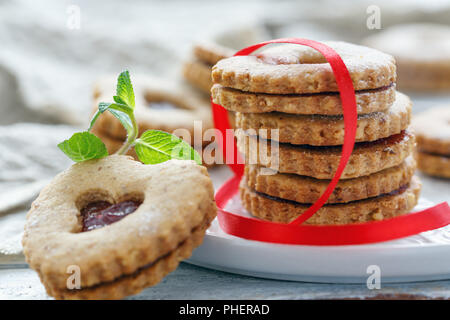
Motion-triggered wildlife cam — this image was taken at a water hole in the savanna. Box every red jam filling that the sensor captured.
[355,130,409,148]
[256,183,409,206]
[81,200,142,232]
[275,130,409,151]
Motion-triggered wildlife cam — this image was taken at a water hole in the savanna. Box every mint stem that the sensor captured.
[116,113,138,155]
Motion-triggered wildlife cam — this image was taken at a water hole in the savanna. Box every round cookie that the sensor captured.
[236,91,411,146]
[193,41,233,66]
[182,63,236,128]
[240,176,421,225]
[245,156,416,204]
[212,42,396,94]
[237,130,415,179]
[22,155,216,300]
[362,24,450,91]
[212,83,396,115]
[92,75,213,146]
[412,106,450,178]
[412,106,450,156]
[182,60,213,94]
[416,152,450,179]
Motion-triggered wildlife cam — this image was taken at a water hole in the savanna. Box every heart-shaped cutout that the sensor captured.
[81,200,142,232]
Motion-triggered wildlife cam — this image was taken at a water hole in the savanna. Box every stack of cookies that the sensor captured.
[412,106,450,178]
[212,42,422,225]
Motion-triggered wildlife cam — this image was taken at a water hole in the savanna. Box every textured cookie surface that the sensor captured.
[236,91,411,146]
[245,156,416,204]
[22,155,217,299]
[417,152,450,178]
[412,106,450,156]
[45,212,213,300]
[212,84,395,115]
[241,176,421,224]
[237,130,415,179]
[212,42,396,94]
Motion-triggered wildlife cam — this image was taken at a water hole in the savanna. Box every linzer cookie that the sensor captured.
[416,153,450,178]
[412,106,450,178]
[193,41,234,68]
[245,156,416,204]
[363,24,450,91]
[183,41,233,95]
[212,41,421,224]
[183,42,236,127]
[240,176,421,224]
[236,91,411,146]
[23,156,217,299]
[237,130,415,179]
[211,83,396,115]
[23,71,218,299]
[183,60,213,94]
[212,42,396,94]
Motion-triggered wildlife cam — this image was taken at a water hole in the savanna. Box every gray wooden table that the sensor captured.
[1,263,450,300]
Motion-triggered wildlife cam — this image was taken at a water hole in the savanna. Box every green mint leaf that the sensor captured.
[88,102,134,132]
[116,70,135,109]
[93,102,134,136]
[108,108,133,135]
[99,102,133,115]
[88,109,101,132]
[98,102,113,113]
[113,95,126,105]
[58,132,108,162]
[134,130,202,165]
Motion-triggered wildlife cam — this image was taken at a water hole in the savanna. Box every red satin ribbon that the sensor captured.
[212,38,450,245]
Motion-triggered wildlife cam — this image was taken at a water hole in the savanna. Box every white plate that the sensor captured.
[187,179,450,283]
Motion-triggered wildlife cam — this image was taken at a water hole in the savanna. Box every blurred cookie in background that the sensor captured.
[183,42,236,127]
[91,75,220,167]
[362,24,450,92]
[412,106,450,178]
[183,41,234,94]
[183,24,271,128]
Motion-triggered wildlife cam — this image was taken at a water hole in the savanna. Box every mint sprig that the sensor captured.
[59,70,202,165]
[58,132,108,162]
